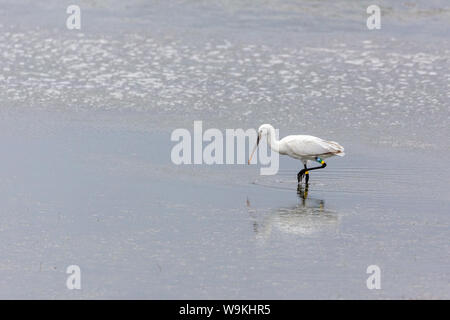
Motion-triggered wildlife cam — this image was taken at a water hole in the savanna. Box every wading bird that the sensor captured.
[248,124,345,184]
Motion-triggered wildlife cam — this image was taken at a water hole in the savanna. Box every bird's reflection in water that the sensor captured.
[247,184,340,240]
[296,184,324,210]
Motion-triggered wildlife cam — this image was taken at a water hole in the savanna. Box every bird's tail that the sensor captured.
[328,140,345,157]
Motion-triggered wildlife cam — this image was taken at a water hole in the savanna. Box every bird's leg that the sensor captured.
[297,170,303,184]
[297,164,310,185]
[304,164,310,184]
[297,157,327,184]
[306,157,327,172]
[297,183,309,201]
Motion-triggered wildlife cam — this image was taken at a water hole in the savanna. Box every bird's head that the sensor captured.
[258,124,273,137]
[248,124,274,164]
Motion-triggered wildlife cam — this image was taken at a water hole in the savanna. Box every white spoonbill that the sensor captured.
[248,124,345,184]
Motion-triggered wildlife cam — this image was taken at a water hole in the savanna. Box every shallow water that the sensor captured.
[0,112,448,299]
[0,1,449,299]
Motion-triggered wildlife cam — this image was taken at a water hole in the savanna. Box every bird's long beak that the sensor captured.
[248,134,260,165]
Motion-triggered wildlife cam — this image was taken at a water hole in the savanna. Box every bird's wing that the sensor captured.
[283,135,344,157]
[320,139,345,156]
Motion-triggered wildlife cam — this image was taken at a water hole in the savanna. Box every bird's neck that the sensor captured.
[266,128,281,153]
